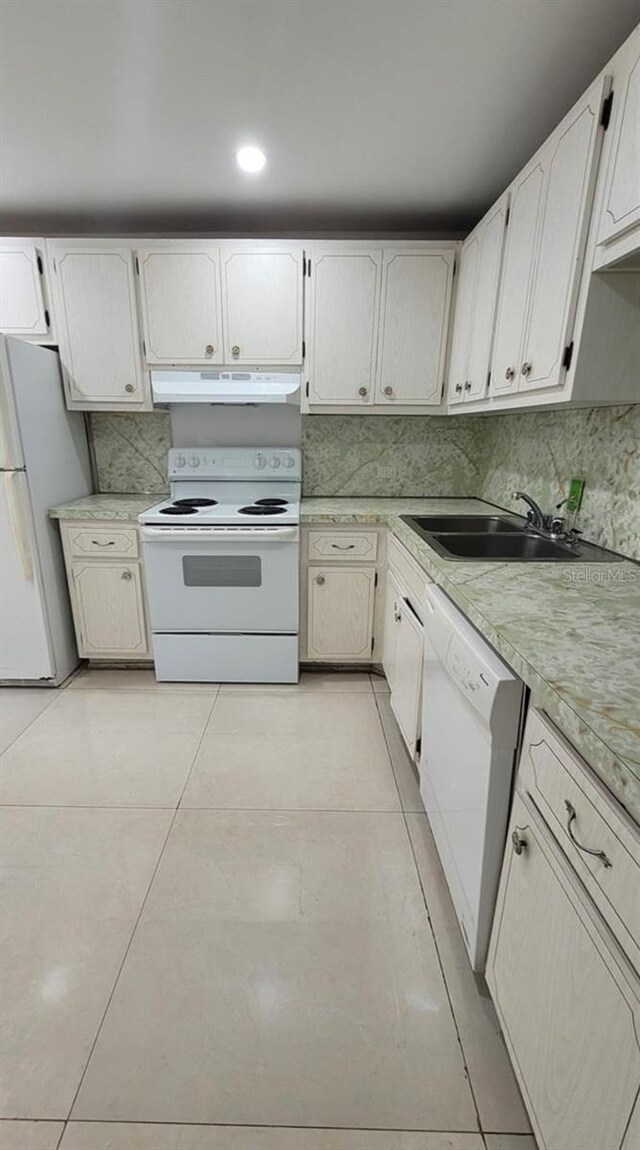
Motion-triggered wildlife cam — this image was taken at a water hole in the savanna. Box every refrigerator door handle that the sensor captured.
[4,471,34,581]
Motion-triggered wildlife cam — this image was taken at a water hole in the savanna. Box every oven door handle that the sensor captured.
[140,525,300,543]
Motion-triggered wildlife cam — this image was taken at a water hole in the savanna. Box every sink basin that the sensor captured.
[428,532,580,561]
[405,514,525,536]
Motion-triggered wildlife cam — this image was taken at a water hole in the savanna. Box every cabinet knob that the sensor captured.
[383,386,393,397]
[121,570,133,581]
[504,367,515,382]
[205,344,215,355]
[464,381,471,391]
[231,345,241,358]
[455,383,463,394]
[315,575,325,585]
[124,384,135,394]
[511,828,527,855]
[358,387,368,397]
[521,362,532,376]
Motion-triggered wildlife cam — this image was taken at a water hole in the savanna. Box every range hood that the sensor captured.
[151,370,301,406]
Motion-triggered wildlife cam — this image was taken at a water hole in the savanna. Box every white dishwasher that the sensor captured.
[420,584,524,972]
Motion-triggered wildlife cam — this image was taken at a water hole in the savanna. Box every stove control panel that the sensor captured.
[168,446,302,480]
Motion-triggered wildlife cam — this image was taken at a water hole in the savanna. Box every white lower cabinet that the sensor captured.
[306,565,376,660]
[61,522,150,659]
[382,535,429,758]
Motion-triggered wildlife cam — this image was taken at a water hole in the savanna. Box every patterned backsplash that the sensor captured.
[89,403,639,559]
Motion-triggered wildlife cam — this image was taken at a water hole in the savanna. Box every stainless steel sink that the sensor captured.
[400,513,618,562]
[406,514,525,537]
[428,532,580,561]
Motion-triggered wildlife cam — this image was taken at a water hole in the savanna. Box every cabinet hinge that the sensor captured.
[486,370,491,390]
[505,205,511,227]
[37,255,44,275]
[371,635,375,653]
[562,340,574,372]
[416,735,422,757]
[600,90,614,131]
[142,338,146,356]
[452,257,457,277]
[307,257,311,276]
[135,256,140,274]
[302,339,306,360]
[302,255,306,276]
[44,308,50,328]
[305,380,309,398]
[374,571,378,587]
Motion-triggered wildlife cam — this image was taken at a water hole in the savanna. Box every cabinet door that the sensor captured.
[306,249,382,405]
[0,239,49,337]
[51,244,147,408]
[382,569,402,691]
[599,29,640,246]
[221,247,303,364]
[306,566,376,660]
[375,250,454,405]
[70,561,149,657]
[487,792,640,1150]
[466,195,509,400]
[521,78,607,393]
[446,233,479,405]
[490,161,545,396]
[389,596,423,757]
[137,247,222,365]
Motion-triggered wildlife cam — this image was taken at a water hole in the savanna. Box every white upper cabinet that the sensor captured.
[137,245,223,365]
[0,238,51,340]
[447,196,508,405]
[597,26,640,250]
[306,247,382,405]
[220,245,303,364]
[375,249,455,406]
[49,241,148,410]
[490,76,608,399]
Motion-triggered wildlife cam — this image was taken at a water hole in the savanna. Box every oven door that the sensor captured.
[141,526,299,633]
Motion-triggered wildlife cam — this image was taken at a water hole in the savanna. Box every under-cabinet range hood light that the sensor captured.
[151,371,301,406]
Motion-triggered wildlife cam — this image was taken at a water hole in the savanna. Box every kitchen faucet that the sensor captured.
[512,491,581,543]
[512,491,548,531]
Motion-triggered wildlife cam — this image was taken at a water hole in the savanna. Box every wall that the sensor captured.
[89,403,640,560]
[479,404,640,559]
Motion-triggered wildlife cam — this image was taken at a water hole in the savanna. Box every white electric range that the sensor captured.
[140,446,301,683]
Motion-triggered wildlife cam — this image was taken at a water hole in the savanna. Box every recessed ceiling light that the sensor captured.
[236,145,267,174]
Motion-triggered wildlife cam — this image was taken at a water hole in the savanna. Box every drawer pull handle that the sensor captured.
[564,800,612,868]
[331,543,355,550]
[91,539,115,547]
[511,828,527,855]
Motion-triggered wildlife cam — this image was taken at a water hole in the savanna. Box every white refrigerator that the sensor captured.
[0,335,92,684]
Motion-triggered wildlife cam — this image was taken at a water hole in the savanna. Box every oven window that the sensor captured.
[182,555,262,587]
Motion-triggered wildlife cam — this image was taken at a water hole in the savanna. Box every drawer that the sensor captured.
[307,529,378,562]
[66,524,139,560]
[519,707,640,970]
[388,533,430,614]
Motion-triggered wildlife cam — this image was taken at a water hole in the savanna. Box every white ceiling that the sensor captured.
[1,0,639,235]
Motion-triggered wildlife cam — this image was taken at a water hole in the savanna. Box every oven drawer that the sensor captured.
[519,707,640,969]
[307,529,378,562]
[152,632,299,683]
[66,525,139,559]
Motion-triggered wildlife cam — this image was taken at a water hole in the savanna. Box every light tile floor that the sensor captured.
[0,671,533,1150]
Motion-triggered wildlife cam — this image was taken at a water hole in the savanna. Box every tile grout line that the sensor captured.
[62,688,220,1126]
[372,689,487,1143]
[0,688,62,758]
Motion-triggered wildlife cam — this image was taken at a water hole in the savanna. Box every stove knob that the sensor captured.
[282,454,295,470]
[269,455,281,469]
[189,455,200,468]
[254,453,267,470]
[175,455,186,469]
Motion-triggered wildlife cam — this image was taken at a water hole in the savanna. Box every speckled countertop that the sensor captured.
[50,493,640,820]
[303,497,640,822]
[49,494,162,520]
